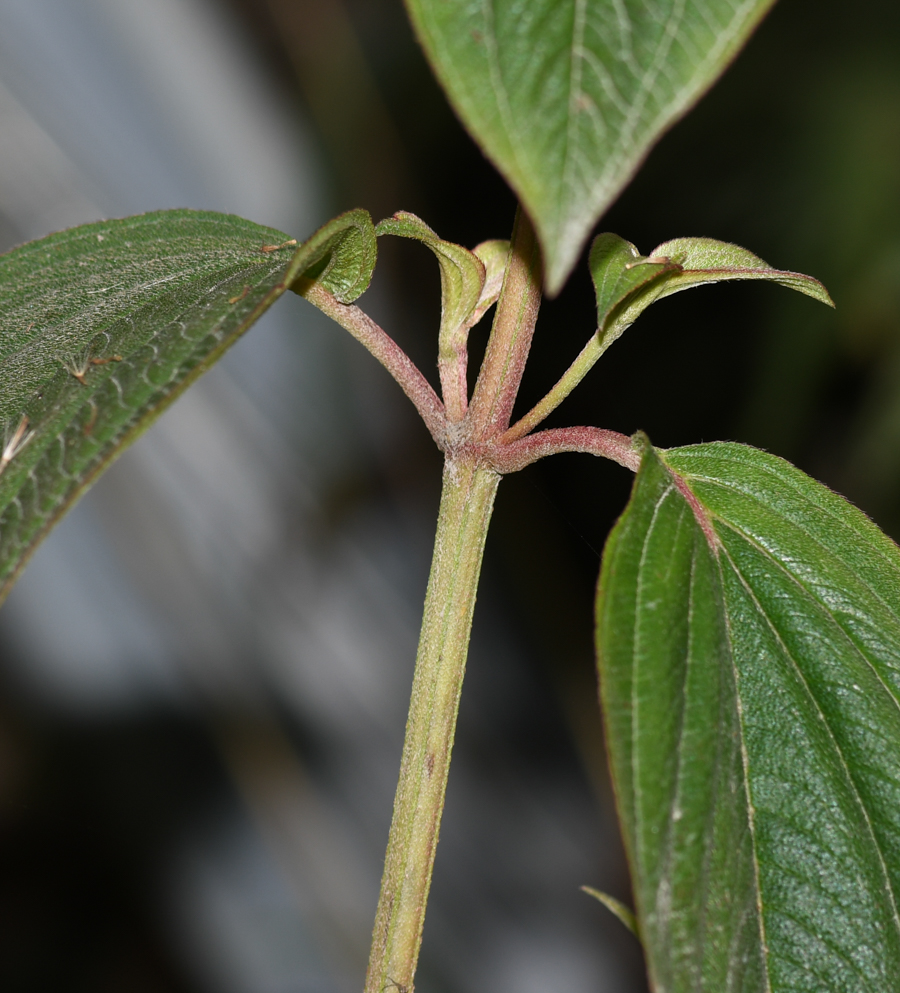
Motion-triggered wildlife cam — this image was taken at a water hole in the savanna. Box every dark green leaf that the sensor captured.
[0,207,376,601]
[405,0,777,293]
[294,207,377,304]
[596,438,900,991]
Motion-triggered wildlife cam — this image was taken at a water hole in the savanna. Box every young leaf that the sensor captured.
[404,0,778,294]
[596,438,900,991]
[0,207,376,601]
[589,233,679,351]
[471,238,510,326]
[376,211,488,419]
[589,233,833,357]
[289,206,377,303]
[649,236,834,306]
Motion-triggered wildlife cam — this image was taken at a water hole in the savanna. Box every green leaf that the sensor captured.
[376,211,486,349]
[589,233,679,351]
[405,0,778,294]
[295,207,377,304]
[589,233,833,357]
[596,438,900,991]
[0,207,376,602]
[650,236,835,306]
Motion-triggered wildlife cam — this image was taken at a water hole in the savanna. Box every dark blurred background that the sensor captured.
[0,1,897,991]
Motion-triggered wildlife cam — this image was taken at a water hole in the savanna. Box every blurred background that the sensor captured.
[0,0,896,991]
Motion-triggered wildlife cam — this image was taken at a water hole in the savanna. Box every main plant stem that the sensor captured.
[300,207,634,993]
[364,456,500,993]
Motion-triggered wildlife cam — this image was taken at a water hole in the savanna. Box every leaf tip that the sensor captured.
[581,886,639,938]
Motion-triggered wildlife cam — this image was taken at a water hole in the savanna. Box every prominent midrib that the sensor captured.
[656,513,741,989]
[642,489,694,950]
[676,461,900,582]
[0,256,290,592]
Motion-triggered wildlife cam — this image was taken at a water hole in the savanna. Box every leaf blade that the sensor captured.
[405,0,778,293]
[589,232,679,350]
[597,439,900,990]
[651,237,835,306]
[0,207,376,601]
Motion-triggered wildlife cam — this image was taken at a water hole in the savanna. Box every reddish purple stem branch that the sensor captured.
[671,473,720,550]
[300,282,446,443]
[299,262,642,484]
[487,426,640,474]
[467,210,542,440]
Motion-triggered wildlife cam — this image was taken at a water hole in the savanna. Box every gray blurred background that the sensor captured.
[0,1,897,992]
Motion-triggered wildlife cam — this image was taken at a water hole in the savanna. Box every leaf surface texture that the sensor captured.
[596,440,900,991]
[0,208,376,599]
[406,0,777,292]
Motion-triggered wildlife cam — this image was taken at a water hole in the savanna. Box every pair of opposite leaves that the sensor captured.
[2,205,896,992]
[0,204,826,598]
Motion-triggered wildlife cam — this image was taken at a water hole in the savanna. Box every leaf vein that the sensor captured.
[719,537,900,950]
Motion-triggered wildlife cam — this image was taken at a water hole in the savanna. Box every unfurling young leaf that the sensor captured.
[289,207,377,303]
[470,238,510,327]
[376,211,502,421]
[596,438,900,992]
[589,233,834,358]
[648,236,835,306]
[404,0,780,293]
[0,207,376,601]
[589,233,680,352]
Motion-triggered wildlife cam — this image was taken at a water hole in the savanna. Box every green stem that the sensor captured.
[363,455,501,993]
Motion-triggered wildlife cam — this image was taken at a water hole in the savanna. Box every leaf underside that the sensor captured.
[588,233,833,362]
[0,208,376,603]
[596,439,900,991]
[405,0,778,294]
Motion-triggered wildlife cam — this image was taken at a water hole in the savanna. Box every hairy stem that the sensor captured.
[438,328,469,426]
[467,209,542,440]
[490,426,640,473]
[299,280,446,443]
[364,456,500,993]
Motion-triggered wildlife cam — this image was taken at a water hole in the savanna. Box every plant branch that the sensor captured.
[299,280,446,443]
[467,209,542,440]
[438,321,470,426]
[488,426,640,473]
[364,456,500,993]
